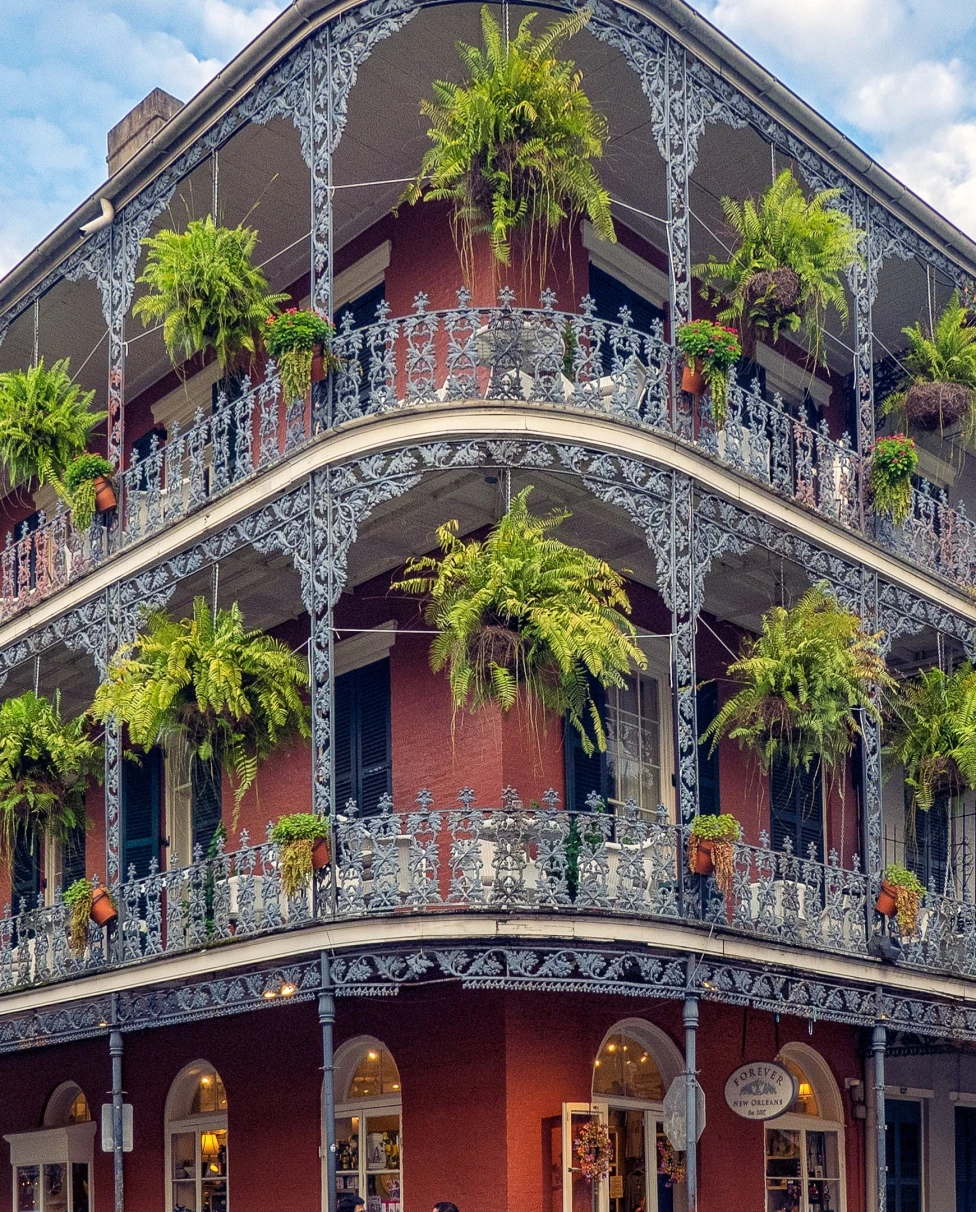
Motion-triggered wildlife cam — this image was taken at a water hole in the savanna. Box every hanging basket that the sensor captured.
[744,267,803,326]
[904,381,972,430]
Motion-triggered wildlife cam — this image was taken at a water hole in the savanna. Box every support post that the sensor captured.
[110,998,124,1212]
[683,995,699,1212]
[319,952,337,1212]
[871,1022,887,1212]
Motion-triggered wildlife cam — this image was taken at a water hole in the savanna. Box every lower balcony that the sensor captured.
[0,792,967,998]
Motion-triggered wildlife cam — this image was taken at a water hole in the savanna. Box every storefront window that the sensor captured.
[5,1086,95,1212]
[165,1063,228,1212]
[765,1049,845,1212]
[593,1031,665,1102]
[334,1039,401,1212]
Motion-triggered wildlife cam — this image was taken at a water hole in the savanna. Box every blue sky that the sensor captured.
[1,0,976,276]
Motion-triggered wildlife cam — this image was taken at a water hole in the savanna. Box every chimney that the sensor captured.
[107,88,184,175]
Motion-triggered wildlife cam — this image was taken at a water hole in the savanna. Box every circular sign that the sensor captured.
[724,1061,796,1121]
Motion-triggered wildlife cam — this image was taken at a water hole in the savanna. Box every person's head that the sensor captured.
[337,1197,365,1212]
[433,1204,460,1212]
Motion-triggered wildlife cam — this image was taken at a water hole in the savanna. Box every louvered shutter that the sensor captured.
[696,682,721,818]
[769,753,824,862]
[122,748,162,878]
[60,823,87,891]
[336,282,386,409]
[191,757,223,855]
[565,682,609,812]
[905,787,950,893]
[588,265,664,374]
[357,659,392,816]
[334,667,355,811]
[11,835,39,908]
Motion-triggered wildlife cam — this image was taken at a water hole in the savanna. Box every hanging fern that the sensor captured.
[701,582,892,777]
[393,486,645,754]
[402,5,615,272]
[133,216,287,371]
[91,597,311,822]
[693,169,862,365]
[0,359,105,503]
[0,691,100,866]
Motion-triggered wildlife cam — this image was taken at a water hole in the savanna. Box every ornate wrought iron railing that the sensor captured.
[1,291,975,626]
[0,792,969,997]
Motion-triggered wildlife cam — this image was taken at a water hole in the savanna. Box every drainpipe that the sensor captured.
[109,995,124,1212]
[319,952,337,1212]
[870,1023,887,1212]
[683,996,699,1212]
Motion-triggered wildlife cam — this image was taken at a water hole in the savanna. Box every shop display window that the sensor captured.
[5,1089,95,1212]
[333,1039,401,1212]
[765,1048,845,1212]
[165,1063,228,1212]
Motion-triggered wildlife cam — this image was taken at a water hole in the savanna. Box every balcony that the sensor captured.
[1,292,974,629]
[2,792,972,999]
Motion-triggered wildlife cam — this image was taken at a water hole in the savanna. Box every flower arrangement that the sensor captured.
[63,453,117,530]
[676,320,742,428]
[575,1120,613,1181]
[878,863,924,938]
[264,308,341,403]
[657,1138,686,1187]
[869,433,918,526]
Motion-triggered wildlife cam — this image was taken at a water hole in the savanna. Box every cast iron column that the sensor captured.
[872,1022,887,1212]
[683,995,699,1212]
[319,952,337,1212]
[110,997,124,1212]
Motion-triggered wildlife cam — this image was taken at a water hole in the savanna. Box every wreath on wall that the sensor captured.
[575,1120,613,1182]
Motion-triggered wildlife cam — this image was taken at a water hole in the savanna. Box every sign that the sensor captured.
[662,1076,706,1151]
[724,1062,796,1121]
[100,1103,133,1152]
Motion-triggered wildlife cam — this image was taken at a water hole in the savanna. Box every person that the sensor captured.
[337,1196,365,1212]
[433,1204,460,1212]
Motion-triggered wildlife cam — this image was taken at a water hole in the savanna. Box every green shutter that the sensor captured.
[564,682,609,812]
[191,757,223,855]
[770,752,824,862]
[122,747,162,878]
[696,682,720,818]
[333,658,392,816]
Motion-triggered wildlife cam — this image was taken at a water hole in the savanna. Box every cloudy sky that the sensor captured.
[1,0,975,276]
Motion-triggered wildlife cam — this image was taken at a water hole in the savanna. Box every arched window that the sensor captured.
[165,1062,228,1212]
[575,1019,685,1212]
[44,1084,92,1128]
[765,1044,846,1212]
[4,1085,95,1212]
[332,1038,401,1210]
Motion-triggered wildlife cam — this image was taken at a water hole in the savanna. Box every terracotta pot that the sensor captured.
[310,343,327,384]
[875,879,898,917]
[689,837,716,877]
[681,358,706,396]
[89,887,118,927]
[93,476,117,512]
[311,837,331,870]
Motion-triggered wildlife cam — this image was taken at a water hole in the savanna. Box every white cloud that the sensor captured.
[889,122,976,237]
[850,59,968,139]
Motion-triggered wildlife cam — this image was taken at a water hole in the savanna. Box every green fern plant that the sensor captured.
[879,292,976,432]
[393,486,645,754]
[701,582,892,777]
[884,664,976,813]
[91,597,311,823]
[133,216,287,371]
[693,169,862,365]
[401,5,615,273]
[0,359,105,503]
[0,691,100,867]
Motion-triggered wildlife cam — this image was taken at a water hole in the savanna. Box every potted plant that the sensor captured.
[401,5,615,275]
[393,486,646,755]
[63,878,117,953]
[0,358,106,502]
[269,813,330,898]
[92,597,311,825]
[693,169,862,365]
[675,320,742,427]
[0,691,100,866]
[701,582,893,781]
[264,309,341,403]
[879,292,976,432]
[687,812,741,898]
[884,663,976,813]
[63,453,117,529]
[877,863,924,938]
[869,433,917,526]
[133,215,287,371]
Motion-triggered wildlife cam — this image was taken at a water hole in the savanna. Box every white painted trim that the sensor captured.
[754,342,832,407]
[886,1086,934,1099]
[950,1091,976,1106]
[333,242,391,313]
[4,1121,96,1166]
[333,620,397,678]
[582,221,669,310]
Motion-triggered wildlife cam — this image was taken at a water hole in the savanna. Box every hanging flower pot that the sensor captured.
[875,880,898,917]
[311,835,332,870]
[63,879,117,954]
[903,382,972,430]
[879,294,976,433]
[90,886,118,926]
[687,813,741,898]
[270,813,331,897]
[689,837,716,876]
[869,433,917,526]
[877,864,924,937]
[93,475,117,512]
[265,310,341,403]
[743,267,803,326]
[681,358,705,395]
[64,453,118,530]
[676,321,742,427]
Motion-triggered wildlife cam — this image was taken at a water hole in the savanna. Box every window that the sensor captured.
[165,1062,228,1212]
[588,264,665,375]
[334,658,392,817]
[565,644,673,818]
[166,734,223,870]
[957,1105,976,1212]
[770,753,824,862]
[332,1038,401,1211]
[4,1085,95,1212]
[765,1046,846,1212]
[905,786,950,895]
[885,1100,921,1212]
[45,825,87,907]
[12,835,40,910]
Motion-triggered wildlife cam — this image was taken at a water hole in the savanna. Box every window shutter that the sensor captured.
[588,265,665,375]
[60,823,87,891]
[905,787,950,893]
[769,753,824,862]
[696,681,721,818]
[334,668,355,811]
[357,659,392,816]
[736,358,767,399]
[122,748,162,878]
[11,836,39,908]
[191,757,223,855]
[565,682,609,812]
